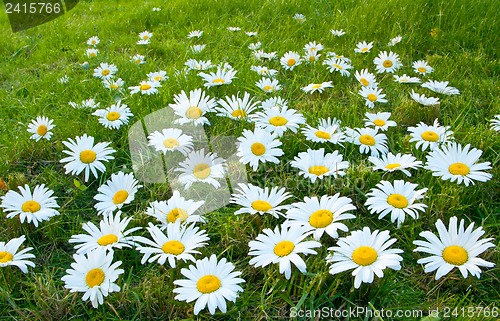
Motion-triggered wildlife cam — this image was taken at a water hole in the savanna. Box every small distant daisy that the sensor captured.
[354,41,373,53]
[185,59,213,71]
[102,78,125,90]
[147,70,168,82]
[256,77,282,93]
[280,51,302,70]
[231,183,291,217]
[364,112,397,131]
[490,115,500,131]
[145,190,205,225]
[248,42,262,50]
[323,58,353,76]
[148,128,193,156]
[236,128,283,170]
[135,221,208,267]
[60,134,115,182]
[1,184,59,227]
[355,69,378,87]
[173,254,245,315]
[93,172,142,215]
[302,81,333,94]
[169,88,216,126]
[152,7,161,11]
[408,119,453,151]
[358,87,388,108]
[131,54,145,64]
[68,98,100,109]
[365,180,428,227]
[93,63,117,80]
[285,194,356,240]
[327,52,351,63]
[128,80,161,95]
[368,152,423,177]
[330,29,346,37]
[85,48,98,58]
[0,235,35,273]
[61,248,124,308]
[302,118,345,145]
[424,142,492,186]
[326,227,403,288]
[92,101,133,130]
[27,116,55,141]
[303,52,321,63]
[410,89,440,106]
[249,225,321,279]
[198,66,237,87]
[187,30,203,39]
[252,105,305,137]
[393,74,421,84]
[290,148,349,183]
[250,65,278,77]
[293,13,306,23]
[413,60,434,75]
[421,80,460,95]
[216,92,260,120]
[175,149,226,190]
[227,26,241,31]
[253,50,277,61]
[58,75,70,84]
[348,127,388,157]
[245,31,258,37]
[87,36,100,46]
[304,41,324,54]
[190,44,206,53]
[413,216,495,280]
[137,31,153,45]
[69,211,141,254]
[387,35,402,46]
[373,51,402,73]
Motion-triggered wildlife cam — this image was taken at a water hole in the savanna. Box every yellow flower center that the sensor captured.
[86,268,105,288]
[442,245,468,265]
[373,119,386,127]
[163,138,179,149]
[143,35,149,40]
[140,84,152,91]
[387,193,409,209]
[37,125,48,136]
[154,76,163,81]
[21,200,41,213]
[135,60,142,64]
[193,163,211,179]
[352,246,378,266]
[308,56,316,62]
[251,142,266,156]
[312,84,322,89]
[106,112,120,121]
[110,84,119,89]
[0,251,13,263]
[269,116,288,126]
[333,64,343,70]
[309,209,333,228]
[251,200,272,212]
[263,85,273,91]
[359,134,375,146]
[213,78,225,84]
[361,47,368,53]
[196,275,222,294]
[287,58,296,67]
[274,240,295,257]
[421,131,439,142]
[383,60,393,68]
[112,190,129,204]
[90,52,97,57]
[167,208,189,223]
[97,234,118,246]
[417,67,427,73]
[185,106,202,119]
[101,69,110,76]
[161,240,185,255]
[367,93,378,102]
[91,40,96,44]
[80,150,97,164]
[385,163,401,170]
[231,109,247,118]
[315,130,331,140]
[360,78,369,86]
[308,165,329,176]
[448,163,470,176]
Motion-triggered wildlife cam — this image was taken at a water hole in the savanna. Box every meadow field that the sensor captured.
[0,0,499,320]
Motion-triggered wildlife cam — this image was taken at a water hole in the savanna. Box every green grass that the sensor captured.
[0,0,499,320]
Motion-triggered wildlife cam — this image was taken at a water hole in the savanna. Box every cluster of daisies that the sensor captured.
[3,11,498,316]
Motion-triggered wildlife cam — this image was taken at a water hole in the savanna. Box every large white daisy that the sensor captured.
[408,119,454,151]
[93,171,142,214]
[290,148,349,183]
[145,190,205,226]
[302,117,345,145]
[347,127,388,157]
[175,149,226,190]
[368,152,423,177]
[373,51,402,73]
[280,51,302,70]
[355,69,378,88]
[0,235,35,273]
[252,105,305,137]
[358,87,388,108]
[215,92,260,121]
[147,128,194,156]
[421,80,460,95]
[169,88,217,126]
[92,101,133,130]
[27,116,55,141]
[198,66,237,87]
[236,128,283,171]
[323,58,353,77]
[230,183,291,218]
[364,112,397,131]
[410,89,440,106]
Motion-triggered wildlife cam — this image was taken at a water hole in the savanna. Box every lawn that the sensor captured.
[0,0,499,320]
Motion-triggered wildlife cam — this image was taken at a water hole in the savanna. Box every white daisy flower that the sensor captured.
[368,152,423,177]
[326,52,352,63]
[293,13,306,23]
[412,60,434,75]
[256,77,282,93]
[490,115,500,131]
[60,134,115,182]
[301,81,333,94]
[248,42,261,50]
[131,54,145,64]
[92,101,133,130]
[175,149,226,190]
[410,89,440,106]
[393,74,421,84]
[365,180,428,227]
[69,211,141,254]
[358,87,388,108]
[74,98,100,109]
[85,48,98,58]
[128,80,161,95]
[280,51,302,70]
[169,88,216,127]
[185,59,213,71]
[152,7,161,11]
[58,75,70,83]
[0,235,35,273]
[27,116,55,141]
[354,41,373,53]
[1,184,59,227]
[93,172,142,215]
[303,52,321,63]
[421,80,460,95]
[230,183,291,217]
[413,216,495,280]
[216,92,260,120]
[252,105,305,137]
[290,148,349,183]
[304,41,324,54]
[249,225,321,279]
[302,118,345,145]
[198,66,237,87]
[137,39,150,45]
[387,35,402,46]
[227,26,241,31]
[285,194,356,240]
[102,78,125,90]
[424,142,492,186]
[330,29,346,37]
[145,190,205,225]
[252,50,277,61]
[261,96,288,110]
[135,221,208,267]
[190,44,206,53]
[147,128,194,156]
[348,127,389,157]
[187,30,203,38]
[86,36,100,46]
[61,248,124,308]
[93,63,117,80]
[364,112,397,131]
[408,119,453,151]
[323,58,353,76]
[236,128,283,170]
[326,227,403,288]
[250,65,278,77]
[147,70,168,82]
[173,254,245,315]
[355,69,378,88]
[373,51,402,73]
[245,31,258,37]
